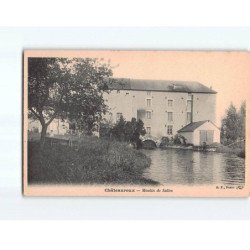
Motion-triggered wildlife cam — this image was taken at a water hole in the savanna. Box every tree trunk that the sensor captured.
[40,124,48,144]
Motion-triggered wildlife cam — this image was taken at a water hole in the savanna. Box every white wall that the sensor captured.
[178,131,193,144]
[193,121,220,145]
[29,90,217,139]
[104,90,217,138]
[28,119,69,136]
[178,121,220,146]
[192,93,217,124]
[28,119,42,132]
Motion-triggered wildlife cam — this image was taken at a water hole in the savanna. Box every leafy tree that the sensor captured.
[28,57,113,141]
[125,118,146,143]
[221,103,240,144]
[110,117,146,148]
[99,115,114,138]
[110,115,126,141]
[238,101,246,139]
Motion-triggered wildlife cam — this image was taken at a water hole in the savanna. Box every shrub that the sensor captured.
[159,137,169,147]
[173,135,182,145]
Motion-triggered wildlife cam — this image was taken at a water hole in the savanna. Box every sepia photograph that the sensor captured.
[23,50,249,196]
[2,3,250,248]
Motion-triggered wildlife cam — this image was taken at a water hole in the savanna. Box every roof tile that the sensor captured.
[108,78,217,94]
[177,121,208,133]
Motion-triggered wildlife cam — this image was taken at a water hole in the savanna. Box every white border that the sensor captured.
[1,0,250,26]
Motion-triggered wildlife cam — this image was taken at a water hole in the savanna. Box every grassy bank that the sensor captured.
[159,141,245,158]
[210,142,245,158]
[28,137,158,185]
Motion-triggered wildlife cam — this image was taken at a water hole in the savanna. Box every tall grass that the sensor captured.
[28,137,157,185]
[211,142,245,158]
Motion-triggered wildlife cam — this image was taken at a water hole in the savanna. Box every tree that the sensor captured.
[110,117,146,148]
[221,103,240,144]
[125,118,146,144]
[238,101,246,139]
[28,57,113,142]
[110,115,126,141]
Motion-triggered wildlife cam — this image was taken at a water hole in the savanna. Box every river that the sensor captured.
[142,148,245,186]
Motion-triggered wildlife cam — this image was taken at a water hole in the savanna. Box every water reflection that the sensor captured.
[142,149,245,186]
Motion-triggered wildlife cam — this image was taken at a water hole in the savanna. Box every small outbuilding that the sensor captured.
[177,120,220,146]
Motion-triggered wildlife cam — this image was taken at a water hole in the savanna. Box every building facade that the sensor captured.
[28,78,219,144]
[104,78,218,139]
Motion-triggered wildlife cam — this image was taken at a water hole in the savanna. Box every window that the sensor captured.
[147,99,151,107]
[147,91,151,96]
[146,111,151,119]
[146,127,151,135]
[187,100,192,109]
[116,112,122,122]
[167,125,173,135]
[167,112,173,122]
[187,112,192,123]
[168,100,173,107]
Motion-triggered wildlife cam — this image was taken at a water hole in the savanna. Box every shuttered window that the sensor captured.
[167,125,173,135]
[168,112,173,122]
[147,99,151,107]
[146,111,151,119]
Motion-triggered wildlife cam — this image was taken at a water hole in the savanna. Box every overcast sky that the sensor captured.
[30,50,250,126]
[102,50,249,125]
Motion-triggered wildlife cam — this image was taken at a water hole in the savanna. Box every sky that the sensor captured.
[28,50,250,125]
[104,50,249,125]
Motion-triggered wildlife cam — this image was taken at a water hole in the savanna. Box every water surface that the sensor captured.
[142,148,245,186]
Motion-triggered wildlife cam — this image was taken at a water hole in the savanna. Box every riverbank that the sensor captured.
[211,143,245,158]
[159,143,245,158]
[28,137,158,185]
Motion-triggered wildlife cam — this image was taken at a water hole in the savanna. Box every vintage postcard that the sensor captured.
[23,50,250,197]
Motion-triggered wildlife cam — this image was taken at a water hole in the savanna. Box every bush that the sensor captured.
[99,122,112,138]
[210,142,245,157]
[159,137,170,147]
[173,135,182,145]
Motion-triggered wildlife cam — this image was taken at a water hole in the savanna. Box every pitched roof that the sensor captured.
[177,121,208,133]
[108,78,217,94]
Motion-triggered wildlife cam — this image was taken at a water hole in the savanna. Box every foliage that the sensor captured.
[159,135,184,147]
[173,134,182,145]
[28,138,158,185]
[110,115,127,141]
[221,102,246,145]
[210,142,245,158]
[109,116,146,144]
[239,101,246,139]
[159,137,170,147]
[99,123,111,138]
[28,57,113,140]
